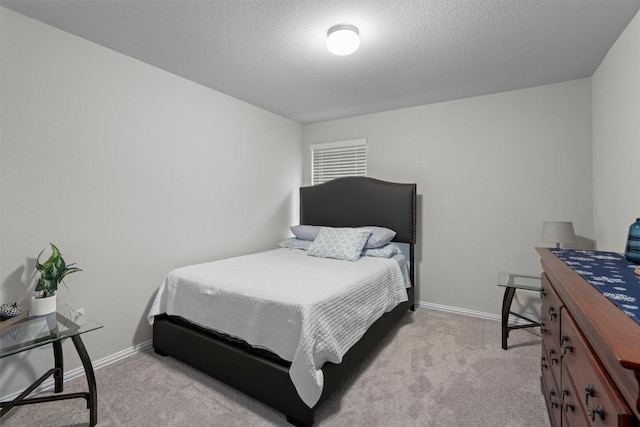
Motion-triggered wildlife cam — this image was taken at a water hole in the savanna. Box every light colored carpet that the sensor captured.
[1,308,549,426]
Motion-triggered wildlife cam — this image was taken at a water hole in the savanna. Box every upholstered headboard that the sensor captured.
[299,177,417,244]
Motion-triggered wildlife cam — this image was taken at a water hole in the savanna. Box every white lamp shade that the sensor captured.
[327,24,360,56]
[542,221,576,246]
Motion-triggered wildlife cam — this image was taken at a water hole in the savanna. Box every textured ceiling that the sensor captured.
[2,0,640,124]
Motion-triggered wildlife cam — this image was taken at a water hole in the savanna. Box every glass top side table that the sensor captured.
[498,273,542,350]
[0,310,102,426]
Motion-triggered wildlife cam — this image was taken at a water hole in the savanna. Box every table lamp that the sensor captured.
[542,221,576,248]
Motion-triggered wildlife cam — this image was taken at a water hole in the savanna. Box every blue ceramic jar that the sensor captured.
[625,218,640,264]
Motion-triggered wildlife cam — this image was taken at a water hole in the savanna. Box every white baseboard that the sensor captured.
[416,300,540,326]
[417,300,501,321]
[1,339,152,402]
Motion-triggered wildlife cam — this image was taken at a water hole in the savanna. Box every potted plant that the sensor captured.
[31,243,82,316]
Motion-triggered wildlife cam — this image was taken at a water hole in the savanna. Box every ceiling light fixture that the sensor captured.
[326,24,360,56]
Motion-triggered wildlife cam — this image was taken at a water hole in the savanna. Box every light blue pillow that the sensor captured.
[290,224,396,249]
[278,237,312,251]
[290,225,322,241]
[362,226,396,249]
[362,244,400,258]
[308,228,372,261]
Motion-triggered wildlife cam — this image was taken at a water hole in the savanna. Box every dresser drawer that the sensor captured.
[542,340,562,427]
[541,273,562,342]
[562,364,590,427]
[561,310,635,426]
[542,326,562,388]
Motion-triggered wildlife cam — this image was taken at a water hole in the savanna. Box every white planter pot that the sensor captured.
[31,294,57,316]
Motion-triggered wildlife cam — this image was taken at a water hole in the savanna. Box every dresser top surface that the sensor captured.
[537,247,640,371]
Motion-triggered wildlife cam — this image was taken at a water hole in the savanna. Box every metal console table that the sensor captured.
[498,273,542,350]
[0,310,102,426]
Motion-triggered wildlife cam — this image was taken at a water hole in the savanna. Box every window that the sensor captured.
[310,138,367,185]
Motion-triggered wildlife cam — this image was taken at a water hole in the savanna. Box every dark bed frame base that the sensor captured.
[154,289,413,426]
[153,177,417,426]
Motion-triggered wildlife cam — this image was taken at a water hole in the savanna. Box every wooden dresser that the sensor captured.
[537,248,640,427]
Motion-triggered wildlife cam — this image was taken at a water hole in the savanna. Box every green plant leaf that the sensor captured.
[50,243,60,259]
[60,267,82,280]
[34,243,81,297]
[35,249,45,272]
[50,243,65,271]
[35,278,56,295]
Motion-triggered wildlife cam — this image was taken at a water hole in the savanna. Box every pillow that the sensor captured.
[361,244,400,258]
[291,224,396,249]
[363,226,397,249]
[278,237,312,251]
[290,225,322,241]
[308,228,372,261]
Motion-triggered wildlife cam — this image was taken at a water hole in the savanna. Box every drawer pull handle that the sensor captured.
[585,384,595,405]
[563,344,574,355]
[540,322,548,334]
[548,306,557,320]
[549,390,559,408]
[562,388,575,412]
[590,405,605,421]
[540,288,547,298]
[541,356,548,369]
[561,334,569,344]
[549,349,559,365]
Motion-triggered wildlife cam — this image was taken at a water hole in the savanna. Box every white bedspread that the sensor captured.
[147,248,408,407]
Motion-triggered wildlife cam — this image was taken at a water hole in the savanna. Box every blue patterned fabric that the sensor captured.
[278,237,312,251]
[362,243,400,258]
[308,227,371,261]
[550,248,640,324]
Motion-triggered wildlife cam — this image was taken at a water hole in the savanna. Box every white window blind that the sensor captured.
[310,139,367,185]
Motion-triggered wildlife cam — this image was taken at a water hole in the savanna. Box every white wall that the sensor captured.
[303,79,593,315]
[0,8,302,396]
[592,10,640,251]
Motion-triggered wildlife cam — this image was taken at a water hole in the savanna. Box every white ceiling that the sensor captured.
[2,0,639,124]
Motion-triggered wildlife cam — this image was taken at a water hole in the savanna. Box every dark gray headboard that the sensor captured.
[299,177,416,244]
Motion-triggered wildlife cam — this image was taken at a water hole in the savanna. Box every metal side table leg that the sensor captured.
[501,286,516,350]
[71,335,98,427]
[52,340,64,393]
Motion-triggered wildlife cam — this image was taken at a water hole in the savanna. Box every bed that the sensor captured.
[149,177,417,426]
